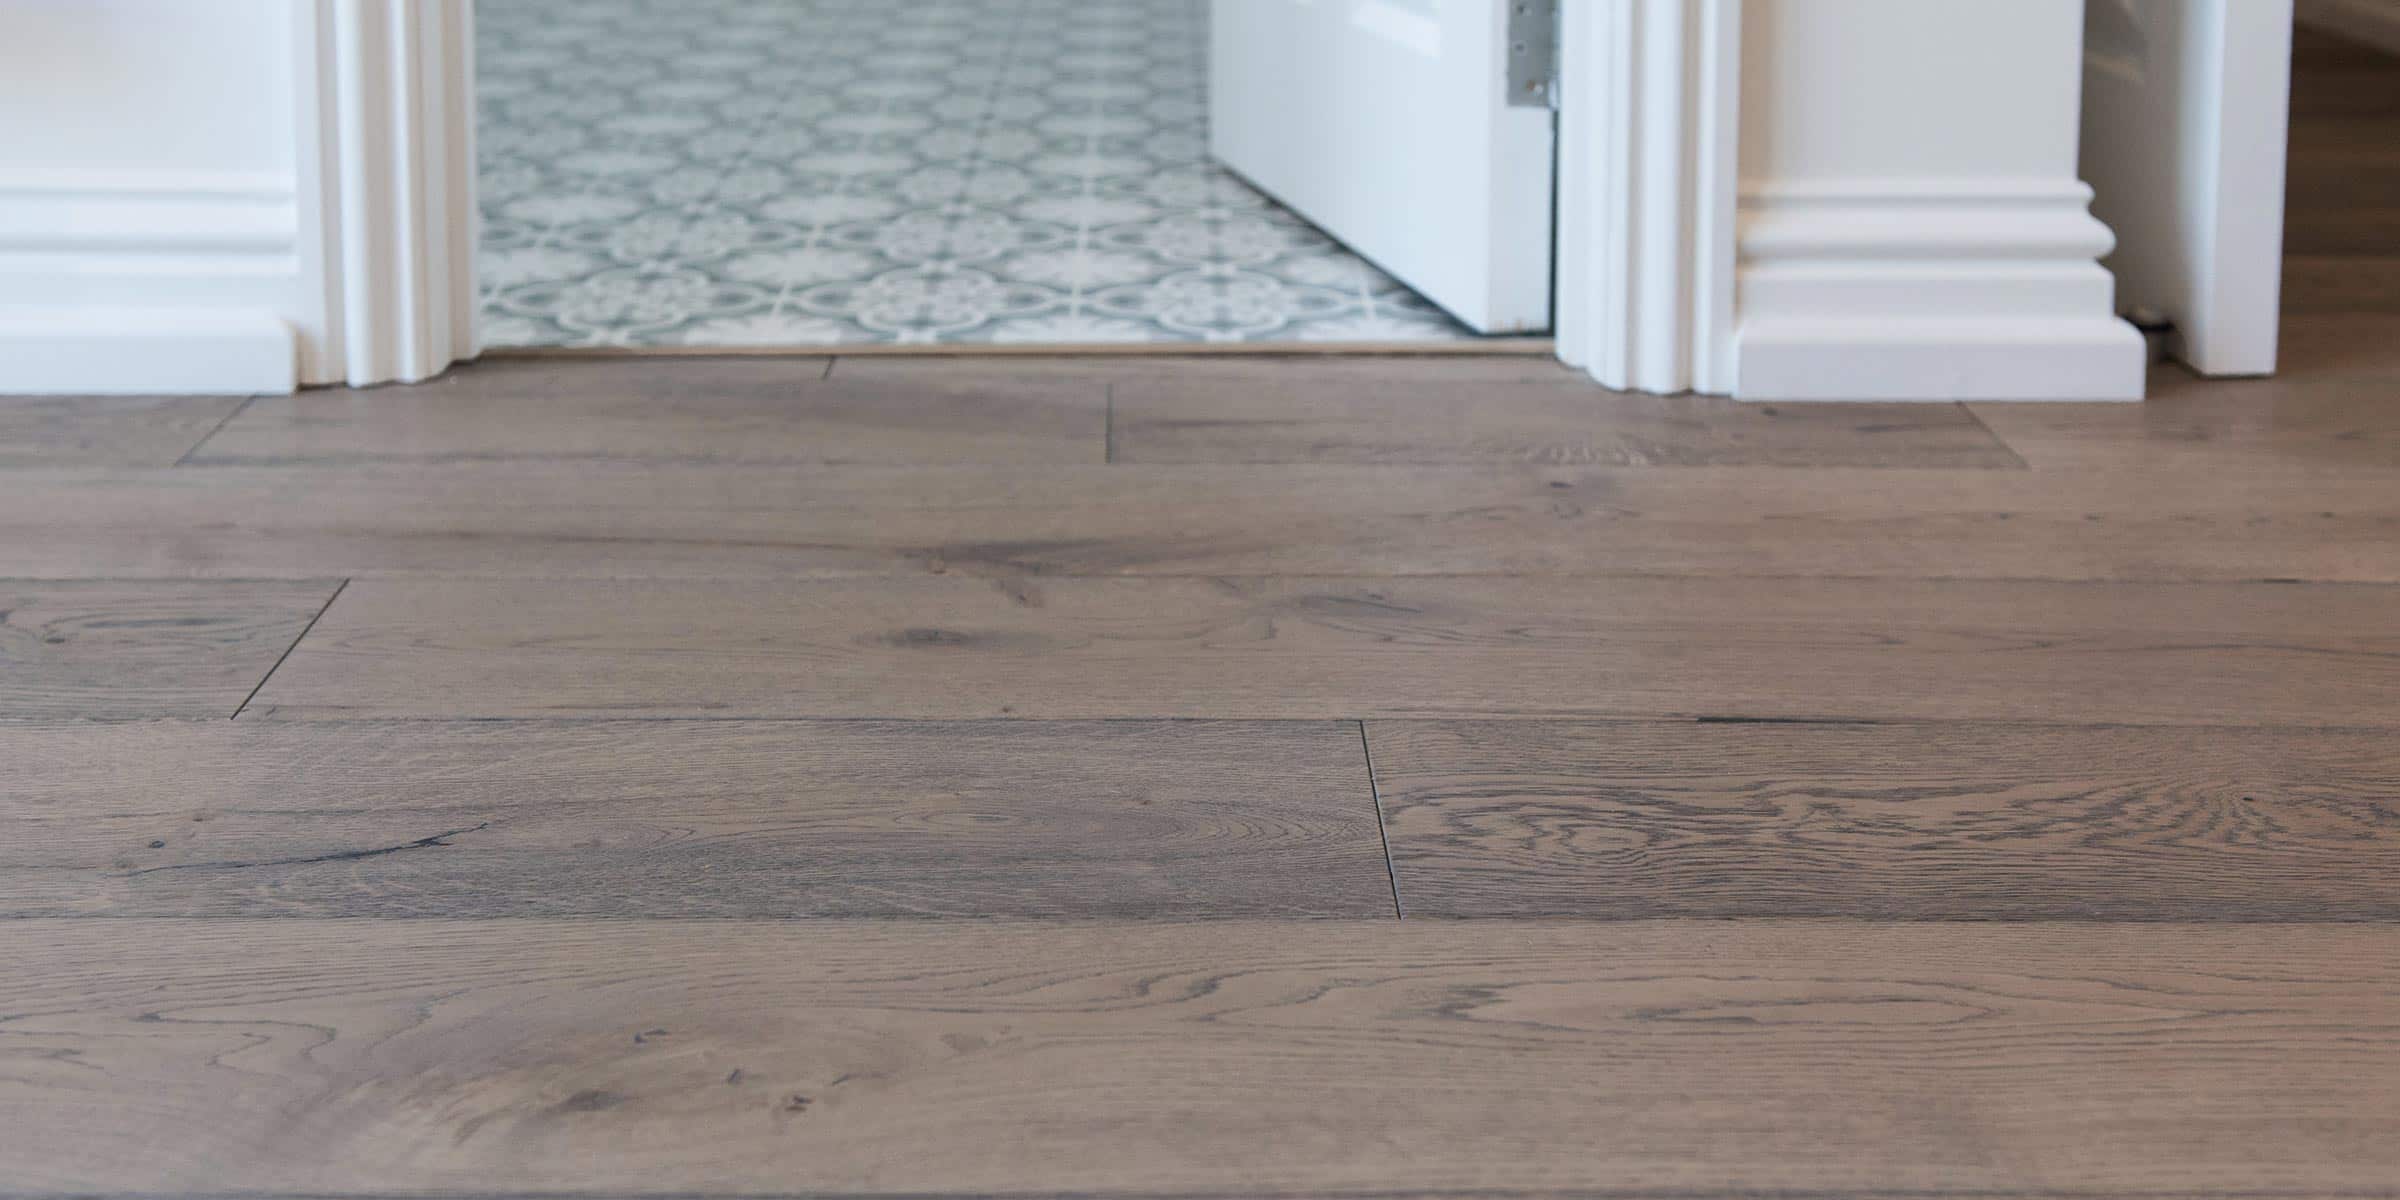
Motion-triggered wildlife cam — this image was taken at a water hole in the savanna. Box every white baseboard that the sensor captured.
[1735,315,2146,401]
[1730,180,2147,401]
[0,168,300,310]
[0,308,295,395]
[0,170,302,394]
[2297,0,2400,57]
[0,168,295,256]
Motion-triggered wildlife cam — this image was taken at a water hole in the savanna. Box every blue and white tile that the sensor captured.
[475,0,1483,346]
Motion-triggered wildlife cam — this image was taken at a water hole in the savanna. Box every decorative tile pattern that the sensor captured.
[475,0,1482,347]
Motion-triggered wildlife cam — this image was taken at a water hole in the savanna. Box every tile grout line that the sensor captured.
[171,394,261,467]
[1356,719,1404,919]
[231,578,349,721]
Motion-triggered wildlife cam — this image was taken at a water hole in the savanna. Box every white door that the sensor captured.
[1209,0,1557,334]
[2082,0,2296,375]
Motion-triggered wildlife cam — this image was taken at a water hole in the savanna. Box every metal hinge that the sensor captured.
[1506,0,1559,109]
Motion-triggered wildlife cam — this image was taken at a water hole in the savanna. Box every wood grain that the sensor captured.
[2284,161,2400,255]
[2276,312,2400,377]
[2281,27,2400,313]
[2283,253,2400,313]
[0,393,246,467]
[6,461,2399,582]
[1112,377,2020,467]
[1371,720,2400,920]
[2291,22,2400,117]
[0,580,337,718]
[1,918,2394,1196]
[1969,368,2400,471]
[0,719,1388,918]
[191,369,1106,466]
[245,575,2400,725]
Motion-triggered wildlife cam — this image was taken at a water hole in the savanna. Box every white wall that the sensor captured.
[1729,0,2146,400]
[1740,1,2084,183]
[0,1,296,175]
[0,0,305,392]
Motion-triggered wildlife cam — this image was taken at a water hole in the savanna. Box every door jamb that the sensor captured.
[1553,0,1742,395]
[303,0,1737,392]
[293,0,478,387]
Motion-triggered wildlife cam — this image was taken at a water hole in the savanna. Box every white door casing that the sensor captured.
[1554,0,1740,394]
[296,0,480,386]
[2083,0,2295,377]
[1208,0,1557,334]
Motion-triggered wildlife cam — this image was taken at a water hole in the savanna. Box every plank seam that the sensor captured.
[1358,719,1404,919]
[1957,400,2034,470]
[230,577,348,720]
[169,392,261,467]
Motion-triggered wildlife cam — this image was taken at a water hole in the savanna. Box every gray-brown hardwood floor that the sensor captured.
[4,27,2399,1199]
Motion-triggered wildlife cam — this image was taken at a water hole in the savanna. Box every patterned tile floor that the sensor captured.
[475,0,1485,347]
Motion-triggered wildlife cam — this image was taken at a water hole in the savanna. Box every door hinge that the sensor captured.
[1506,0,1559,109]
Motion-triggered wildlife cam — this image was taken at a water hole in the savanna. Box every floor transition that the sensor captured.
[475,0,1477,347]
[1,24,2397,1200]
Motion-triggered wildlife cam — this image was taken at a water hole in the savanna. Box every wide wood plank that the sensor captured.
[191,363,1104,466]
[2290,22,2400,117]
[2283,29,2400,303]
[3,918,2395,1196]
[246,575,2400,725]
[1970,367,2400,472]
[0,719,1387,918]
[2274,312,2400,377]
[0,393,246,467]
[0,580,337,718]
[2284,253,2400,313]
[6,461,2398,582]
[1112,377,2021,467]
[1372,720,2400,920]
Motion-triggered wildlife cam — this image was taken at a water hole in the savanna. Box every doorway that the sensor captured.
[472,0,1498,348]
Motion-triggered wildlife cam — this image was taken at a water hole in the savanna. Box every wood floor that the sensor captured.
[7,29,2400,1200]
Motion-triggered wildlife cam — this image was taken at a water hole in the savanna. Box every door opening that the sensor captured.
[472,0,1555,351]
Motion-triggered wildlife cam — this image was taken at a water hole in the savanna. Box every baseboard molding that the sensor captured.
[0,168,295,256]
[1734,315,2146,402]
[0,168,301,317]
[0,308,295,395]
[2297,0,2400,57]
[1731,179,2144,401]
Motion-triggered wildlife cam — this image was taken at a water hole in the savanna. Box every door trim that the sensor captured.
[1554,0,1742,395]
[293,0,479,387]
